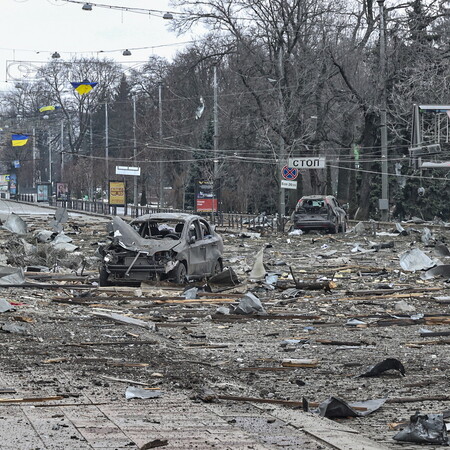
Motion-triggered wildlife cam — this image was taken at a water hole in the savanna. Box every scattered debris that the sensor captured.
[140,439,169,449]
[92,311,157,331]
[208,267,240,286]
[125,386,162,400]
[0,267,25,285]
[249,247,266,279]
[421,264,450,280]
[393,412,448,445]
[0,298,14,312]
[399,248,436,271]
[232,292,266,315]
[51,207,69,233]
[308,396,386,418]
[2,213,27,234]
[359,358,405,378]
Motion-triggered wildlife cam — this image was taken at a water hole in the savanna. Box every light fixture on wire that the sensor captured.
[122,49,132,56]
[82,3,93,11]
[52,52,61,59]
[163,12,173,19]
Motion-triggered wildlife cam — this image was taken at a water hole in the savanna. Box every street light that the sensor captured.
[122,49,132,56]
[163,12,173,19]
[51,52,61,59]
[82,3,93,11]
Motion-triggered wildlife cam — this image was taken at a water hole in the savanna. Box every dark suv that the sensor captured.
[291,195,347,234]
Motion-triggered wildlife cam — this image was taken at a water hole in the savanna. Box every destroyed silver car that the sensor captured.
[291,195,347,234]
[98,213,224,286]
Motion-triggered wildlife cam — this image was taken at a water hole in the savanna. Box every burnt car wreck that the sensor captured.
[291,195,347,234]
[98,213,224,286]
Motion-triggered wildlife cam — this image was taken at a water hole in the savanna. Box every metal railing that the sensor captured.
[16,194,282,231]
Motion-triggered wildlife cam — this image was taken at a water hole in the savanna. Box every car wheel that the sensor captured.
[99,267,110,287]
[171,262,187,284]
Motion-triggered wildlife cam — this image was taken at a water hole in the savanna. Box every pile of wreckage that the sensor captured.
[0,210,449,447]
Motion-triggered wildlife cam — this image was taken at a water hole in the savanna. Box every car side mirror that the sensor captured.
[190,236,196,244]
[342,203,349,211]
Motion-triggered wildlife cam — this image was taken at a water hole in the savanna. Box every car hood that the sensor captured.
[109,216,183,254]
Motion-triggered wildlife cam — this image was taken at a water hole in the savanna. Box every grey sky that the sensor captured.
[1,0,192,90]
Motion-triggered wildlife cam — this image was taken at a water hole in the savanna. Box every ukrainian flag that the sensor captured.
[71,80,98,95]
[12,134,29,147]
[39,105,60,113]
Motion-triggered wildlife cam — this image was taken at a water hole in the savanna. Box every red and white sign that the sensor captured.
[281,166,299,180]
[196,198,218,212]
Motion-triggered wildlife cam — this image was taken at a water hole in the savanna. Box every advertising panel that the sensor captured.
[196,180,218,212]
[37,183,50,202]
[0,174,10,192]
[109,181,126,206]
[56,182,69,200]
[9,174,17,195]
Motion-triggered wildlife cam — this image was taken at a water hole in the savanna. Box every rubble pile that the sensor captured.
[0,211,450,448]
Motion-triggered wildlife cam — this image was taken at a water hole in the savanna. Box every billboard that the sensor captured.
[37,183,50,202]
[56,182,69,200]
[0,174,9,192]
[109,181,126,206]
[196,180,218,212]
[9,174,17,195]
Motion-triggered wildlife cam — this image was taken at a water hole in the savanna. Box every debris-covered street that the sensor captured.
[1,200,450,449]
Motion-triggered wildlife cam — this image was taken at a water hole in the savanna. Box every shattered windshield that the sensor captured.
[133,219,185,239]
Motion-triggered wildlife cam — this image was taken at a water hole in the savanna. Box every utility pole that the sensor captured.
[132,97,138,208]
[89,113,94,200]
[277,46,286,230]
[48,130,52,185]
[213,63,219,218]
[60,120,64,179]
[32,127,36,187]
[378,0,389,221]
[105,103,109,202]
[158,82,163,209]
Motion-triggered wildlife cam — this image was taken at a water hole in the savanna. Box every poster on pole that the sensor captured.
[109,181,126,206]
[9,174,17,195]
[0,174,10,192]
[37,183,50,202]
[196,180,218,212]
[56,182,69,200]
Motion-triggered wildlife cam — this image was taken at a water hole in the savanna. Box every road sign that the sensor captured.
[288,157,326,169]
[281,180,297,190]
[115,166,141,176]
[281,166,299,180]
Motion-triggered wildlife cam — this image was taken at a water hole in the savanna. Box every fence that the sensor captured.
[16,194,282,231]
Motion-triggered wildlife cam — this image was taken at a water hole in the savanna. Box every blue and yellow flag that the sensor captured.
[70,80,98,95]
[12,134,29,147]
[39,105,61,113]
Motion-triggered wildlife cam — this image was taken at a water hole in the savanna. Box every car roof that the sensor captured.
[300,195,335,200]
[131,213,204,223]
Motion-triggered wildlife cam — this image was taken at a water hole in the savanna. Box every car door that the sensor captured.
[199,219,221,275]
[186,219,207,277]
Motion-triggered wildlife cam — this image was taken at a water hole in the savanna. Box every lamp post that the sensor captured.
[378,0,389,221]
[158,82,163,209]
[132,96,138,208]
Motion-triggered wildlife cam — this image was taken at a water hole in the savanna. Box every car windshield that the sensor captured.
[132,219,185,239]
[300,199,325,208]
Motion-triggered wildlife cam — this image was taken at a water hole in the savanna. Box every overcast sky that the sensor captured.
[1,0,194,91]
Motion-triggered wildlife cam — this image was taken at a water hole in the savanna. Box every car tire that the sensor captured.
[171,262,187,284]
[99,267,110,287]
